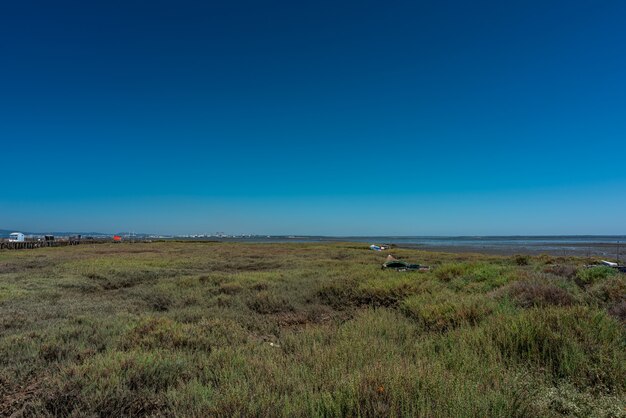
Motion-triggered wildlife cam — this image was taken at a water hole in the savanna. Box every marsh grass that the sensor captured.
[500,279,576,308]
[0,242,624,417]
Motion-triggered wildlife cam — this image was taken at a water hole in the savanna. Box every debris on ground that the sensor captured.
[370,244,391,251]
[382,254,430,271]
[584,260,626,272]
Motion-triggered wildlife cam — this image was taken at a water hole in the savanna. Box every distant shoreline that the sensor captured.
[1,233,624,258]
[209,237,625,258]
[163,236,625,258]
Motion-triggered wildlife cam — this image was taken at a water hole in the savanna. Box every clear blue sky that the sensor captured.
[1,0,625,235]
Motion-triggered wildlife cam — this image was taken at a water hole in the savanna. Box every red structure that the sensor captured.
[113,235,122,242]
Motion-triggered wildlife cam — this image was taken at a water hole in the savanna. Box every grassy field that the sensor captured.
[0,242,624,417]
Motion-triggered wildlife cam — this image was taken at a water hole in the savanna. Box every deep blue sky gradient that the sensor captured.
[1,0,625,234]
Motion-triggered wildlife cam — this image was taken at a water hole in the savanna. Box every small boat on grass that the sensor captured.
[382,255,430,272]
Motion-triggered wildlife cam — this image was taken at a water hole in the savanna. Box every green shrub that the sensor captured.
[588,276,626,304]
[219,282,243,295]
[576,266,617,287]
[44,350,191,416]
[503,280,575,308]
[401,293,494,332]
[351,279,424,307]
[120,317,213,351]
[537,383,626,417]
[317,279,358,308]
[490,307,625,390]
[608,301,626,323]
[247,291,294,314]
[318,276,437,308]
[141,290,173,311]
[543,264,578,279]
[434,263,467,282]
[435,262,512,292]
[514,255,530,266]
[251,281,269,291]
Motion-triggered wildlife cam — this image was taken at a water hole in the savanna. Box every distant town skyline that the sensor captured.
[1,0,625,234]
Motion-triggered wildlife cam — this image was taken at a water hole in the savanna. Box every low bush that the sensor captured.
[317,279,358,308]
[537,383,626,417]
[247,291,294,314]
[434,262,513,292]
[251,281,269,291]
[608,301,626,323]
[514,255,530,266]
[588,276,626,305]
[543,264,578,279]
[434,263,467,282]
[141,290,173,311]
[401,293,494,332]
[503,280,574,308]
[317,276,437,308]
[490,307,625,390]
[576,266,617,287]
[219,282,243,295]
[350,279,421,307]
[43,350,191,416]
[120,317,213,351]
[84,269,163,290]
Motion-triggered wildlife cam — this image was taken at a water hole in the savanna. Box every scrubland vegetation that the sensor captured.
[0,242,624,417]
